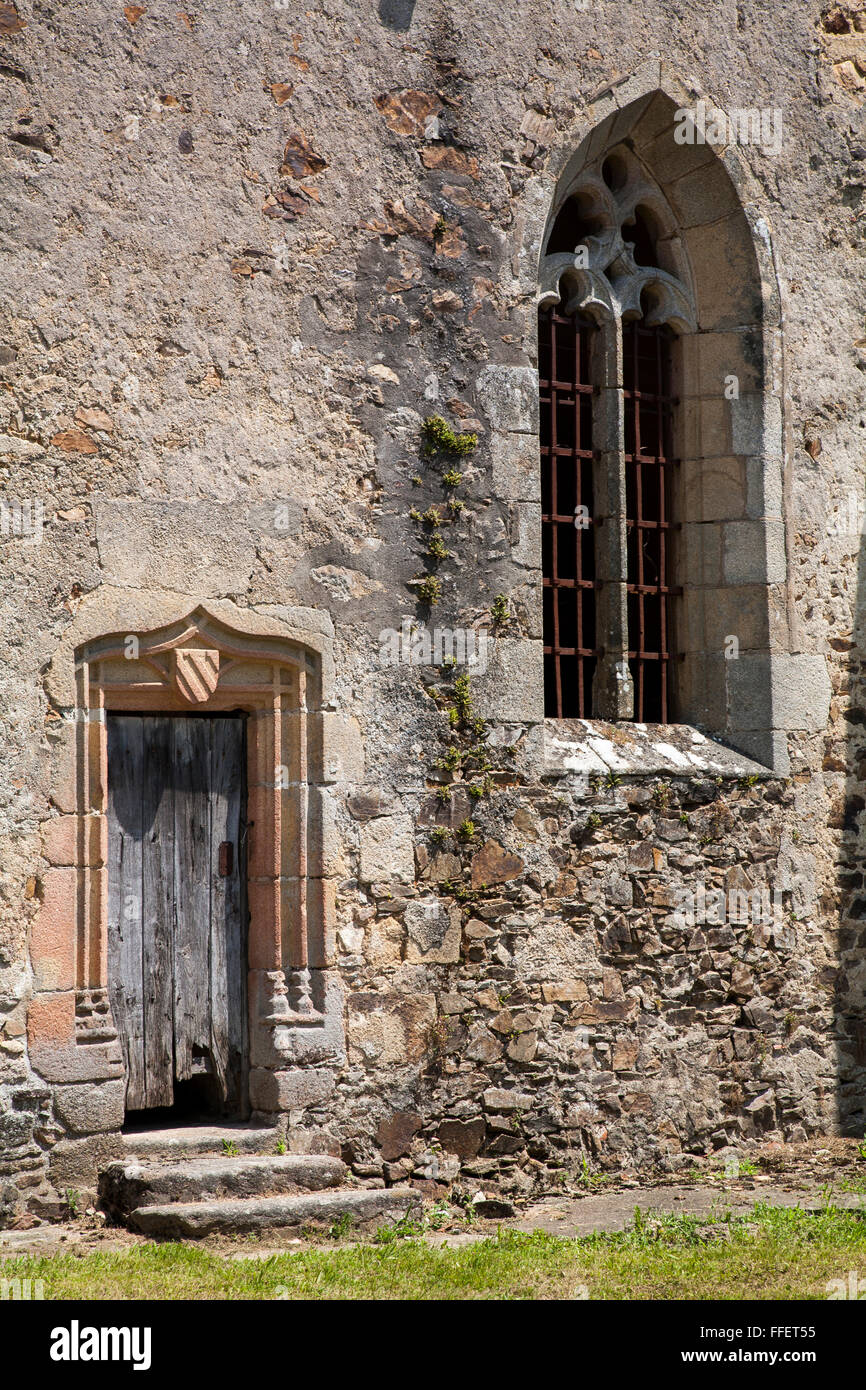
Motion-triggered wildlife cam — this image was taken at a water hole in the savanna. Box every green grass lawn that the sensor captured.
[2,1203,865,1300]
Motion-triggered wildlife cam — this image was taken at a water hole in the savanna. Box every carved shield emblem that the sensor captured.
[172,648,220,704]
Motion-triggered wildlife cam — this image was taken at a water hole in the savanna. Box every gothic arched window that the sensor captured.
[539,144,695,722]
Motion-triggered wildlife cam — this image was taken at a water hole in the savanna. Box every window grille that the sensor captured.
[539,306,598,717]
[622,321,681,722]
[537,143,696,725]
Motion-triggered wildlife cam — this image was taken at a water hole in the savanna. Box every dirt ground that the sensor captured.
[1,1136,863,1260]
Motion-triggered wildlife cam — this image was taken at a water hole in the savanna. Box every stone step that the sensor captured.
[101,1154,346,1215]
[121,1123,280,1160]
[127,1186,422,1238]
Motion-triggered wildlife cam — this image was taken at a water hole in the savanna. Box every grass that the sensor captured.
[3,1203,866,1300]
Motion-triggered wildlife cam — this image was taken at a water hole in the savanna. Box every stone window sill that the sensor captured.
[542,719,773,779]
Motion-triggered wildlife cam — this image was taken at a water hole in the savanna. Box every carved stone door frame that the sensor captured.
[52,605,344,1118]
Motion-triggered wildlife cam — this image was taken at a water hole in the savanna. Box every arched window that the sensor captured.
[539,143,695,723]
[482,80,811,774]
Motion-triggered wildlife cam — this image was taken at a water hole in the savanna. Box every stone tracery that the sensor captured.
[538,145,697,333]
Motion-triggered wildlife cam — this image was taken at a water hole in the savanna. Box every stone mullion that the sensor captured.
[592,314,634,720]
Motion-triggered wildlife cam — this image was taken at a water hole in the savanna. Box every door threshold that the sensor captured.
[120,1120,281,1161]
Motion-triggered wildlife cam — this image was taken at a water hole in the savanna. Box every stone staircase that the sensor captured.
[99,1123,421,1239]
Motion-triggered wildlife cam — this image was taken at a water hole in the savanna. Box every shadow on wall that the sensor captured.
[837,525,866,1136]
[378,0,416,31]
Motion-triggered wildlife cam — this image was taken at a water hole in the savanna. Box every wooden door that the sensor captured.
[106,714,247,1114]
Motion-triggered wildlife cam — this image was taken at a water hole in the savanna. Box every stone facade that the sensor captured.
[1,0,865,1218]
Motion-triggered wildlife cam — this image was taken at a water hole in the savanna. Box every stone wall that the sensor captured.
[0,0,865,1218]
[285,719,838,1193]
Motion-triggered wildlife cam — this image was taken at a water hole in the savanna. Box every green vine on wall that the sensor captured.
[408,416,477,608]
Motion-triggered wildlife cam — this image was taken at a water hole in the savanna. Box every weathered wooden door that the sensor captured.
[106,714,248,1115]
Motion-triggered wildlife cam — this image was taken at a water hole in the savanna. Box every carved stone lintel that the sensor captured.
[539,229,696,334]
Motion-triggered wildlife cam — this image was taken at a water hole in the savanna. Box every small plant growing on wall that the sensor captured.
[408,416,477,610]
[491,594,509,626]
[452,673,473,724]
[427,534,449,561]
[414,575,442,606]
[421,415,477,458]
[652,781,672,810]
[435,747,462,774]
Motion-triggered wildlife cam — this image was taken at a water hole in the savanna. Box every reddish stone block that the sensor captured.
[40,814,78,867]
[376,1111,421,1160]
[30,868,76,989]
[307,877,336,968]
[247,784,278,876]
[247,878,279,969]
[470,839,524,889]
[27,991,76,1048]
